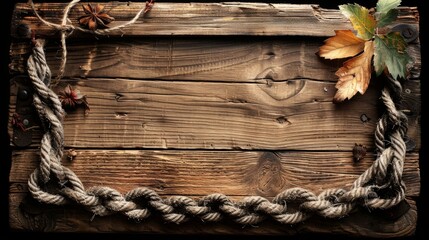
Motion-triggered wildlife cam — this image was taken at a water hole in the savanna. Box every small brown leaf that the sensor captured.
[319,30,365,59]
[334,41,375,102]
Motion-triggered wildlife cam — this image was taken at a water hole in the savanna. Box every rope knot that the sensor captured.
[58,24,75,34]
[200,193,231,206]
[25,0,409,226]
[87,187,136,213]
[273,188,317,204]
[165,196,211,218]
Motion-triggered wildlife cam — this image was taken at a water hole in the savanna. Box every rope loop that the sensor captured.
[24,0,410,225]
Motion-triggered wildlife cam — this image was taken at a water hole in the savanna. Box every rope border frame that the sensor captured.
[22,0,410,225]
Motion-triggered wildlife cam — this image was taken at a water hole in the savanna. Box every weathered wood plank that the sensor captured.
[8,192,417,236]
[9,39,340,81]
[10,3,418,38]
[8,39,421,81]
[7,2,421,236]
[8,78,421,150]
[8,149,419,235]
[9,149,420,197]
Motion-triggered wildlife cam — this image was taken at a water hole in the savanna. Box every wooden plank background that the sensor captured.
[10,2,419,37]
[8,2,421,237]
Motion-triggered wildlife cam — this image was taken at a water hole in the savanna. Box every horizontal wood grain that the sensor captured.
[8,78,421,150]
[9,39,421,81]
[8,2,421,236]
[8,149,419,236]
[10,2,418,38]
[9,149,420,197]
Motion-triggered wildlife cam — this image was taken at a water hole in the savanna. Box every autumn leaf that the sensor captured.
[374,32,411,79]
[318,30,365,59]
[319,0,410,102]
[376,0,401,27]
[334,41,375,102]
[376,0,401,14]
[339,4,376,40]
[376,9,398,28]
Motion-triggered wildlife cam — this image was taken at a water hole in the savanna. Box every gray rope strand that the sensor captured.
[29,0,152,83]
[27,42,65,183]
[375,115,387,154]
[26,44,409,225]
[27,43,63,119]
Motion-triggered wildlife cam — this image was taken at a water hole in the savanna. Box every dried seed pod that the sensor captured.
[78,4,115,31]
[11,113,26,131]
[58,84,90,114]
[66,149,78,161]
[353,143,367,162]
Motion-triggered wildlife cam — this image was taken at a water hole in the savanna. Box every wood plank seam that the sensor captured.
[18,0,414,227]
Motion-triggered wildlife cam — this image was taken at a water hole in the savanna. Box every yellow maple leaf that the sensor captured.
[339,4,376,40]
[334,41,375,102]
[319,30,366,59]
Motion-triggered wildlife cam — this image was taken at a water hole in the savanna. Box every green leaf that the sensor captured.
[339,4,376,40]
[376,0,401,27]
[376,0,401,15]
[377,9,399,28]
[374,32,412,79]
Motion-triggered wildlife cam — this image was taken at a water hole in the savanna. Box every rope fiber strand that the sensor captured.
[25,0,409,225]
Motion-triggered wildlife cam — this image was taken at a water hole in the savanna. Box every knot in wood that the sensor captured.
[353,144,367,162]
[392,24,419,43]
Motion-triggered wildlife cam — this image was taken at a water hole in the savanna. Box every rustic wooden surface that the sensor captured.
[8,2,421,237]
[8,39,421,81]
[8,77,421,151]
[9,150,421,197]
[10,2,419,37]
[9,149,419,235]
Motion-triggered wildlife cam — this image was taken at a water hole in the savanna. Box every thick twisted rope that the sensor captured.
[29,0,153,83]
[25,1,409,225]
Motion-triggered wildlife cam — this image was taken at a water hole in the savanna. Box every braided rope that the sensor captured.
[25,0,409,225]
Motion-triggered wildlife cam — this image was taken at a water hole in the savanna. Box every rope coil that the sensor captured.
[25,0,409,225]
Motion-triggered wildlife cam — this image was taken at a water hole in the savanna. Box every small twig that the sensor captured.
[28,0,155,85]
[144,0,155,13]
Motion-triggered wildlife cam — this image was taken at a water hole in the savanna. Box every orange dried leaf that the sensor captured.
[319,30,365,59]
[334,41,375,102]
